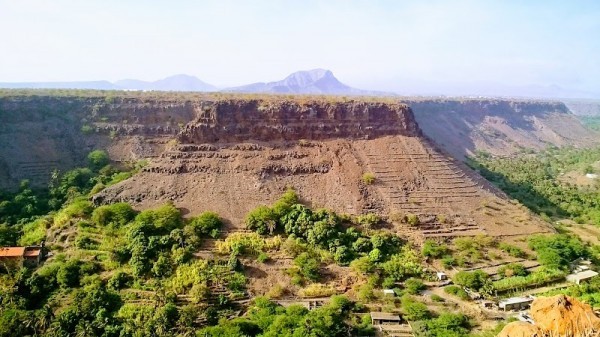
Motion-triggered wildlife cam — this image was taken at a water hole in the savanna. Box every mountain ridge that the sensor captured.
[223,68,389,95]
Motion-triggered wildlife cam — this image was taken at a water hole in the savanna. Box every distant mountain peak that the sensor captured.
[224,69,386,95]
[285,68,333,81]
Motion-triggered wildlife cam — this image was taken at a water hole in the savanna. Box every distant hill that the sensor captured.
[0,75,217,92]
[0,80,118,90]
[115,74,216,92]
[224,69,389,95]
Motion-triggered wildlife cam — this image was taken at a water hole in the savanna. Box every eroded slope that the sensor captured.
[408,99,600,159]
[93,97,551,239]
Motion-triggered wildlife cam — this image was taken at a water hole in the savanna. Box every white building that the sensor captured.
[498,296,534,311]
[567,270,599,285]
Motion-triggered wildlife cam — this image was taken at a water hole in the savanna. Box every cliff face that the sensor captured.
[0,94,418,189]
[1,92,556,240]
[179,100,419,143]
[408,99,600,158]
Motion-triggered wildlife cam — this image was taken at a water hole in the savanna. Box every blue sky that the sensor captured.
[1,0,599,96]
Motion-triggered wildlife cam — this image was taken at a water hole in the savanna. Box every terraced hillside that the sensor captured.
[0,91,556,241]
[86,95,552,241]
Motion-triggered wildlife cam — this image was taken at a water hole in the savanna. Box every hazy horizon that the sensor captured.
[1,0,599,97]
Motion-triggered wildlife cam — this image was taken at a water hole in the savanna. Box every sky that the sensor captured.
[1,0,599,96]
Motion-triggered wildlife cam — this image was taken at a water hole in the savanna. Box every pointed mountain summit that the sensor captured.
[225,69,388,95]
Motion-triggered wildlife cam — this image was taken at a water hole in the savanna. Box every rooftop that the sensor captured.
[0,247,26,257]
[499,297,534,306]
[23,247,42,257]
[568,270,599,280]
[370,312,402,321]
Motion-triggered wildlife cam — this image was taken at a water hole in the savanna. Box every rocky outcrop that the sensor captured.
[497,295,600,337]
[178,99,419,143]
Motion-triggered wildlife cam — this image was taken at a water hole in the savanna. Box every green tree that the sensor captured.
[87,150,110,171]
[245,205,277,235]
[294,253,320,282]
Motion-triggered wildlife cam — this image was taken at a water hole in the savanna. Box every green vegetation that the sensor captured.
[528,234,588,270]
[362,172,376,185]
[244,189,410,270]
[198,296,369,337]
[492,268,566,293]
[401,295,431,321]
[404,278,426,294]
[444,285,470,301]
[581,116,600,132]
[498,242,527,259]
[422,240,450,259]
[543,277,600,307]
[453,270,490,291]
[497,263,529,278]
[469,146,600,224]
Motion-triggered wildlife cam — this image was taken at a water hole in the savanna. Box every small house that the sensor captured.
[370,312,402,325]
[437,272,448,281]
[498,296,534,311]
[0,245,43,268]
[567,270,599,285]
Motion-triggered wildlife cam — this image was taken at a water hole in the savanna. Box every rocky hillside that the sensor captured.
[3,91,593,239]
[408,99,600,159]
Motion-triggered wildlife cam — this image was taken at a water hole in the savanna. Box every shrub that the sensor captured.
[294,253,320,281]
[362,172,376,185]
[87,150,110,171]
[406,214,420,226]
[108,271,131,290]
[92,202,136,227]
[75,235,98,250]
[431,294,444,302]
[528,234,587,270]
[498,263,529,278]
[19,218,49,245]
[245,205,277,235]
[425,312,470,337]
[499,243,527,258]
[135,203,182,233]
[422,240,450,259]
[81,124,93,134]
[187,211,223,238]
[453,270,490,291]
[257,252,270,263]
[356,284,375,302]
[350,256,375,274]
[356,213,380,228]
[444,285,469,300]
[404,278,426,295]
[441,256,457,269]
[401,296,431,321]
[57,260,82,288]
[298,284,336,298]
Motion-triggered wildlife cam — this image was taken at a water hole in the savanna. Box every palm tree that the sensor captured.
[35,304,55,335]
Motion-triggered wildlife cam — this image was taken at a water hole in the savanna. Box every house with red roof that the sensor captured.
[0,244,44,268]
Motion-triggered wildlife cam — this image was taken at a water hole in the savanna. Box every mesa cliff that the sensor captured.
[0,91,587,240]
